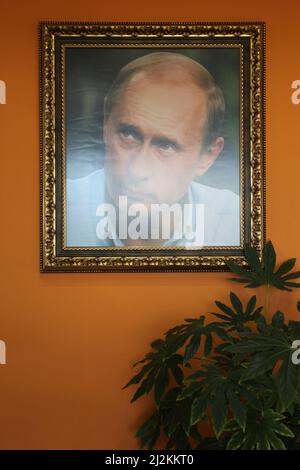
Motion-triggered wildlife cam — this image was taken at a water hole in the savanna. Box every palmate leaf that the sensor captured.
[227,241,300,291]
[164,315,230,365]
[211,389,227,438]
[191,395,209,425]
[154,366,170,405]
[127,239,300,450]
[165,428,191,450]
[130,368,158,403]
[160,388,195,449]
[226,326,300,410]
[160,390,183,440]
[210,293,262,331]
[246,409,294,449]
[263,241,276,282]
[124,342,186,405]
[204,333,213,356]
[170,363,184,386]
[276,258,296,277]
[124,313,229,406]
[183,334,201,364]
[176,381,203,401]
[226,430,245,450]
[240,350,284,381]
[135,411,161,449]
[226,389,247,431]
[272,310,285,328]
[284,406,300,449]
[184,364,248,438]
[275,356,300,411]
[226,408,294,450]
[164,316,208,364]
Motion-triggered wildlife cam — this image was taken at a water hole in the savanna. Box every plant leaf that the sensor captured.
[154,366,169,405]
[275,356,299,411]
[191,396,208,425]
[230,292,243,315]
[263,241,276,281]
[183,334,201,364]
[275,258,296,277]
[211,390,227,438]
[244,243,263,275]
[227,390,246,431]
[226,430,245,450]
[170,364,184,386]
[204,334,213,357]
[272,310,285,328]
[245,295,257,317]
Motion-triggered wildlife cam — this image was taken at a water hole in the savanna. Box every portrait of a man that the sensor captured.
[66,50,240,249]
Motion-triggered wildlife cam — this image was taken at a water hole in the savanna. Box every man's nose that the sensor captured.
[127,142,153,184]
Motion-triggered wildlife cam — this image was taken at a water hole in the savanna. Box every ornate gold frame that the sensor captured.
[40,22,266,272]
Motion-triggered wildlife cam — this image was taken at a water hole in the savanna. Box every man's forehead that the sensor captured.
[125,66,201,89]
[115,75,207,125]
[108,74,208,142]
[116,72,207,114]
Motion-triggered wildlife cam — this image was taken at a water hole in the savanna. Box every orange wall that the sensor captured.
[0,0,300,450]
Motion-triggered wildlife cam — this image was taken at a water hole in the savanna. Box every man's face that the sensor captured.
[103,74,221,208]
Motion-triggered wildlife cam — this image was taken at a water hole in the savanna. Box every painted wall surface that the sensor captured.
[0,0,300,450]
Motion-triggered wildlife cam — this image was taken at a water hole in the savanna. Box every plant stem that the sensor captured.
[265,283,270,322]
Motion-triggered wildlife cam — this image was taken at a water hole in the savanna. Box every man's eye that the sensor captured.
[120,130,135,140]
[159,143,173,151]
[156,141,177,153]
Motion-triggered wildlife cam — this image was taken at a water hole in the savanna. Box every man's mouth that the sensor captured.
[125,189,154,203]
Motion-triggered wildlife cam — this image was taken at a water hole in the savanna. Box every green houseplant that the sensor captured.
[124,241,300,450]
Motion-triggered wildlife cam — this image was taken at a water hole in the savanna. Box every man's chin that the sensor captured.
[114,194,154,210]
[126,197,153,210]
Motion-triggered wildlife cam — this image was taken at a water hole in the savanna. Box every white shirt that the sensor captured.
[66,169,240,248]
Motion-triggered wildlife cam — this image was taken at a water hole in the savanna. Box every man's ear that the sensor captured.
[194,137,224,177]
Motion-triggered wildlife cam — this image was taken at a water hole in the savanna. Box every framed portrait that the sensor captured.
[40,22,266,272]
